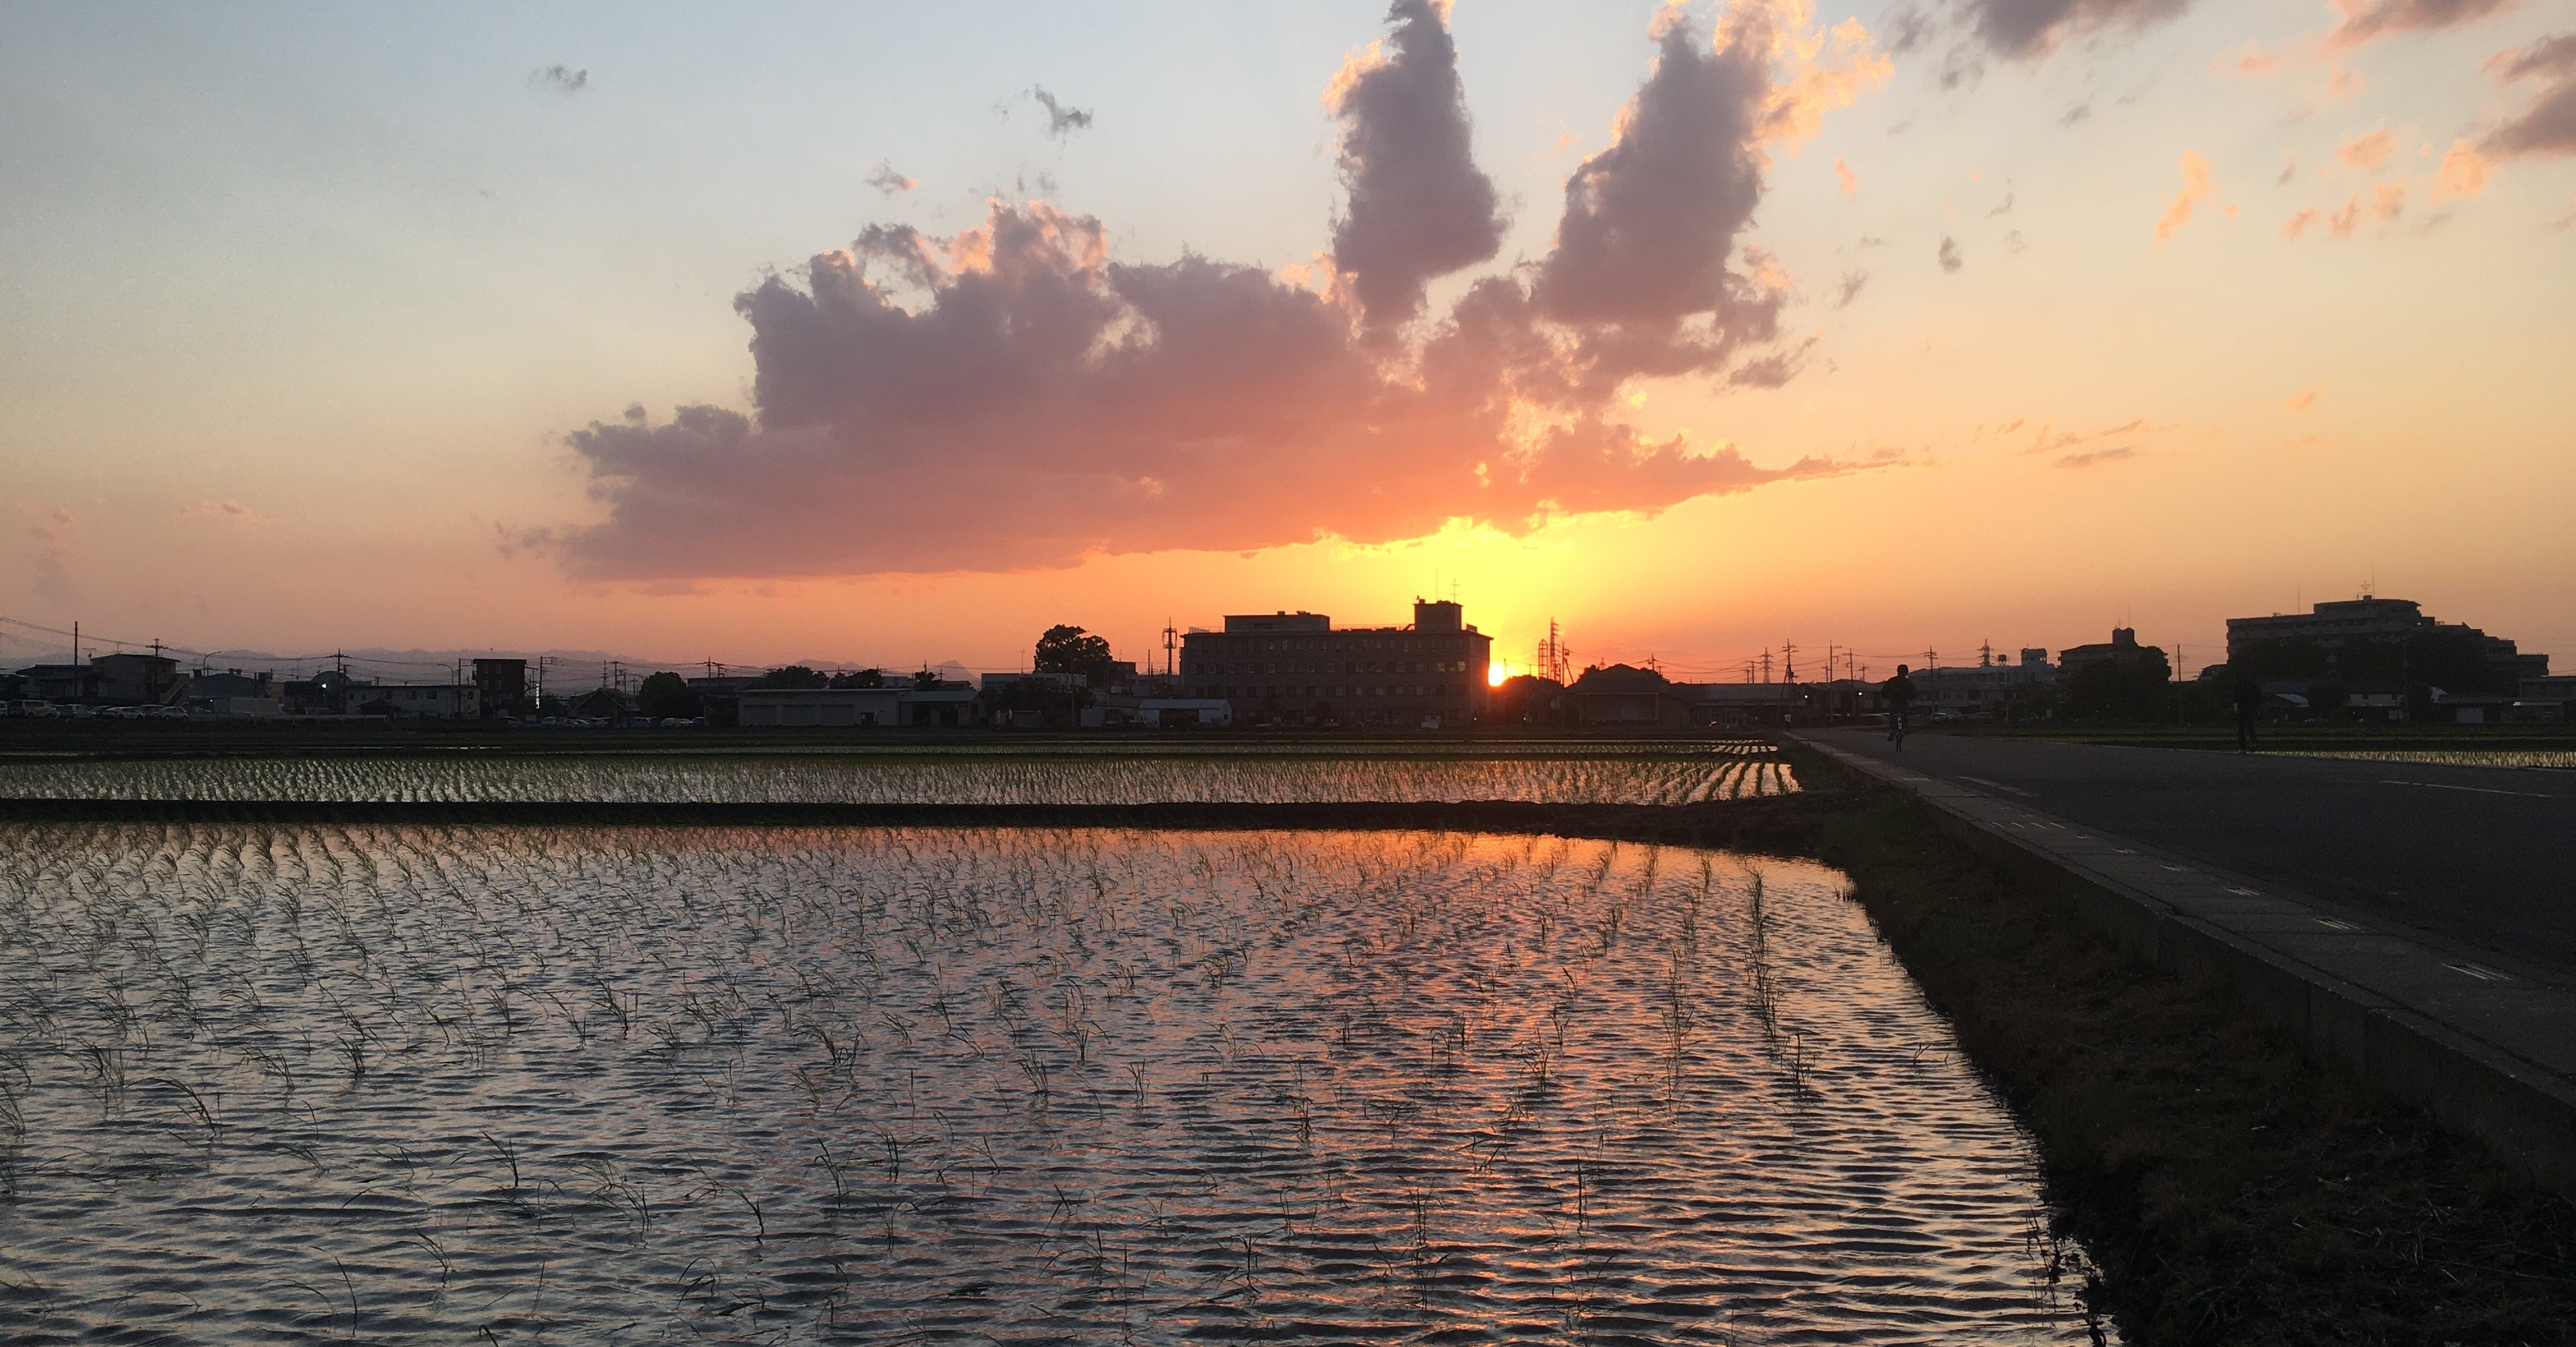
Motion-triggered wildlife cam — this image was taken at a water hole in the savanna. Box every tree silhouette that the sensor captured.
[1032,625,1114,684]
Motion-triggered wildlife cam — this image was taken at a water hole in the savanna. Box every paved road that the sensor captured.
[1808,729,2576,984]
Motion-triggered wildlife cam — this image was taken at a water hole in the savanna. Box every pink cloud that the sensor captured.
[2336,127,2396,171]
[559,3,1880,581]
[2154,151,2217,244]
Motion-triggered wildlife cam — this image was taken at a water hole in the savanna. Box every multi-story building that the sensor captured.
[2227,597,2547,684]
[472,658,529,719]
[1181,599,1491,726]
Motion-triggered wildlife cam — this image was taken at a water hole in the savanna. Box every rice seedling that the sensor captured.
[0,818,2089,1343]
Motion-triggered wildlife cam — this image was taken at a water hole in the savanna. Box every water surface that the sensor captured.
[0,825,2091,1343]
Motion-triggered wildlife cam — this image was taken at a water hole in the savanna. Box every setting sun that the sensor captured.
[1488,662,1510,687]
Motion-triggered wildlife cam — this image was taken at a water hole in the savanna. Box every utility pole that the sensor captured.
[1782,641,1798,684]
[1980,640,1993,668]
[1163,620,1178,679]
[1759,651,1771,683]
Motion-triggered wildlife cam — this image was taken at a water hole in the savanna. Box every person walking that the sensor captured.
[2232,664,2263,753]
[1882,664,1918,749]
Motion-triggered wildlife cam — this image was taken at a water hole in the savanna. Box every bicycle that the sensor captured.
[1885,704,1910,750]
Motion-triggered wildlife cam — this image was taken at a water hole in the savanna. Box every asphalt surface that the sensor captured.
[1810,729,2576,983]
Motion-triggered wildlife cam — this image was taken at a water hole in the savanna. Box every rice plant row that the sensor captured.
[0,752,1799,806]
[0,821,2089,1344]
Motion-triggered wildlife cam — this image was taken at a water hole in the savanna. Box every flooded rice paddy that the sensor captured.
[0,747,1794,806]
[2300,748,2576,771]
[0,823,2096,1343]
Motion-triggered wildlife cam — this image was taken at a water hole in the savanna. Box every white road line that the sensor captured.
[2380,779,2552,800]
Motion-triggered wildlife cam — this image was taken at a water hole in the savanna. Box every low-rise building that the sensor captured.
[91,653,181,705]
[738,687,904,727]
[362,683,480,719]
[736,685,985,728]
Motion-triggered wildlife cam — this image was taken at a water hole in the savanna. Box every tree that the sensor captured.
[757,665,829,689]
[1032,625,1115,685]
[829,668,885,689]
[635,671,701,719]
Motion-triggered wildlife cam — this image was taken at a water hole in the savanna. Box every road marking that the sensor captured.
[2445,961,2512,982]
[1956,775,2033,798]
[2380,779,2552,800]
[2315,917,2364,932]
[2227,887,2262,897]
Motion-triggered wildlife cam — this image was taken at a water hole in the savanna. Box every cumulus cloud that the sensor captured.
[2326,0,2520,52]
[866,160,917,195]
[1326,0,1506,330]
[557,3,1875,581]
[2481,33,2576,160]
[1031,86,1093,139]
[1937,236,1963,271]
[530,65,588,95]
[1835,155,1858,195]
[2154,150,2216,243]
[1952,0,2195,61]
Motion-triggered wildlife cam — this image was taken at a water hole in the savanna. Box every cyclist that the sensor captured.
[1882,664,1918,748]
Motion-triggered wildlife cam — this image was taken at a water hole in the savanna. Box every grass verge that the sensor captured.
[1786,745,2576,1346]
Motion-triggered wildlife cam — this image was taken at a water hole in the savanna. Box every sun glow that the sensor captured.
[1488,661,1511,687]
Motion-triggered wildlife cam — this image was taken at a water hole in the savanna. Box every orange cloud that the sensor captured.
[180,499,270,524]
[1835,155,1857,196]
[2285,386,2320,411]
[2432,140,2490,199]
[2336,127,2396,171]
[558,3,1859,581]
[2154,151,2216,245]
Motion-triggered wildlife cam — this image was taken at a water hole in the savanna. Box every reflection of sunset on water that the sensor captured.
[0,823,2098,1341]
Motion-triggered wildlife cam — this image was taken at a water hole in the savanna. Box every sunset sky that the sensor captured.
[4,0,2571,682]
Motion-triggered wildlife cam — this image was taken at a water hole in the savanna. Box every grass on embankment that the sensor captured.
[1785,746,2576,1345]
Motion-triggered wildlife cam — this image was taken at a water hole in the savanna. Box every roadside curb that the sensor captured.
[1790,732,2576,1194]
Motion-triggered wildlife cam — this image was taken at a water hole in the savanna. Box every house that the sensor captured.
[564,687,637,723]
[180,670,284,719]
[17,664,98,704]
[1570,664,1690,727]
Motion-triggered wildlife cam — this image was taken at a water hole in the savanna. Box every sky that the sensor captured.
[3,0,2570,683]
